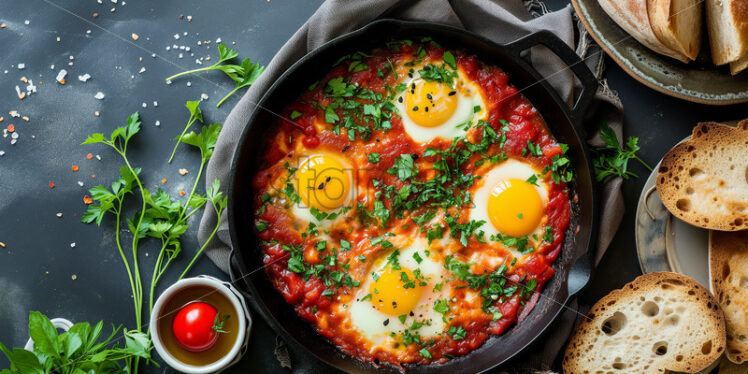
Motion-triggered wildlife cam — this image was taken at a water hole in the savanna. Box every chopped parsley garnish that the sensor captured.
[447,325,467,340]
[418,63,457,87]
[443,51,457,70]
[367,152,381,163]
[412,251,423,264]
[419,348,432,359]
[290,110,302,120]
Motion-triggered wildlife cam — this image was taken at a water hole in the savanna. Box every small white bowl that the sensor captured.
[149,276,249,374]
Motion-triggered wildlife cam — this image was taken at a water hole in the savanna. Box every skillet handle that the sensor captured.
[567,251,593,296]
[228,248,255,300]
[506,30,598,124]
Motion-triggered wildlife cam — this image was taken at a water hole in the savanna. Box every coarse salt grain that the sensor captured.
[78,73,91,82]
[9,111,19,117]
[138,66,146,73]
[141,102,147,108]
[18,63,25,70]
[50,64,55,70]
[178,53,184,59]
[131,33,138,40]
[57,213,62,217]
[94,92,105,100]
[186,81,191,87]
[24,20,29,25]
[216,38,222,43]
[153,101,158,107]
[77,181,84,187]
[174,33,180,40]
[154,120,160,127]
[200,93,208,100]
[70,242,76,248]
[56,69,67,83]
[0,151,5,156]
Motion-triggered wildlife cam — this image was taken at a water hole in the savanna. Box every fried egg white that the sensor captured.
[394,67,486,144]
[470,159,550,254]
[289,152,356,226]
[348,240,450,348]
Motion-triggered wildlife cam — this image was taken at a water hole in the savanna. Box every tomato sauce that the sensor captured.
[252,40,571,369]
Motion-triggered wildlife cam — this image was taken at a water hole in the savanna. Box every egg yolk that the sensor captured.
[404,80,458,128]
[370,267,422,316]
[296,154,350,211]
[487,179,543,238]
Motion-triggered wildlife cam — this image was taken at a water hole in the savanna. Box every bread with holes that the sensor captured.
[656,120,748,231]
[647,0,703,61]
[706,0,748,66]
[710,230,748,364]
[563,272,726,374]
[598,0,691,62]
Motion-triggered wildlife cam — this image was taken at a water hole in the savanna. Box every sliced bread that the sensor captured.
[706,0,748,65]
[563,272,726,374]
[599,0,691,62]
[648,0,704,60]
[656,120,748,231]
[710,230,748,364]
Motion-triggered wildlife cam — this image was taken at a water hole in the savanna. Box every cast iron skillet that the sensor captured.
[228,19,598,373]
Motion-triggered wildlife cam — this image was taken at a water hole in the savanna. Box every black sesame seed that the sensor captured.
[426,93,433,100]
[409,311,414,316]
[411,83,416,90]
[412,154,419,160]
[408,73,413,78]
[342,145,350,152]
[412,106,419,111]
[317,183,325,190]
[448,91,456,96]
[425,107,429,112]
[326,176,331,182]
[423,65,431,71]
[398,96,403,103]
[383,319,390,326]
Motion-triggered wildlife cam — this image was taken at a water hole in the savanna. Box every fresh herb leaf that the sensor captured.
[592,123,652,181]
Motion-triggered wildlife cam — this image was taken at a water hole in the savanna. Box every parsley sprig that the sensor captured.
[164,43,265,107]
[81,109,227,368]
[592,123,652,181]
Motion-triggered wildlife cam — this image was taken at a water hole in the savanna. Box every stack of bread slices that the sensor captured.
[599,0,748,74]
[655,120,748,367]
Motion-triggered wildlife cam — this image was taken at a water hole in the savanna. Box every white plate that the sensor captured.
[635,137,711,289]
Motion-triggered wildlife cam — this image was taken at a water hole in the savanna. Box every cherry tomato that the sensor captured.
[172,302,221,352]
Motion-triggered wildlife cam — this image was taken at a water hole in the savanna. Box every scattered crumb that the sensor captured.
[0,242,5,248]
[56,213,63,217]
[70,242,76,248]
[78,73,91,82]
[200,93,209,100]
[94,111,100,117]
[131,33,139,40]
[94,92,105,100]
[56,69,67,84]
[71,274,77,280]
[179,168,188,175]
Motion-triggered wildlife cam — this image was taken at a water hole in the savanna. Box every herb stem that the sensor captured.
[148,244,167,314]
[634,155,653,171]
[168,114,200,164]
[114,200,139,326]
[164,66,215,82]
[120,150,147,330]
[179,202,222,280]
[217,86,241,108]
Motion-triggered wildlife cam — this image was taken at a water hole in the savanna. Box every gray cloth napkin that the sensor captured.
[197,0,626,371]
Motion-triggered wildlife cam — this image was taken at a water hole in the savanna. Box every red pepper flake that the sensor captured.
[93,12,99,18]
[83,195,93,205]
[6,124,14,132]
[86,153,93,160]
[71,165,79,172]
[179,190,186,196]
[161,178,167,184]
[91,174,96,179]
[49,182,55,189]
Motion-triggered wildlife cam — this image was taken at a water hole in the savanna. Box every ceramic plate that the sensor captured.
[572,0,748,105]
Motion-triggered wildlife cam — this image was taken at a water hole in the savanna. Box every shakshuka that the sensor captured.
[252,38,572,369]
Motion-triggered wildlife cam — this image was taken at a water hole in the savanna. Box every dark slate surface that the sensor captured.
[0,1,746,373]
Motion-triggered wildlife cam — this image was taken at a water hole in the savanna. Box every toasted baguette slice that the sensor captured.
[648,0,703,60]
[731,53,748,75]
[599,0,691,62]
[707,0,748,65]
[656,120,748,231]
[710,230,748,364]
[563,272,726,374]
